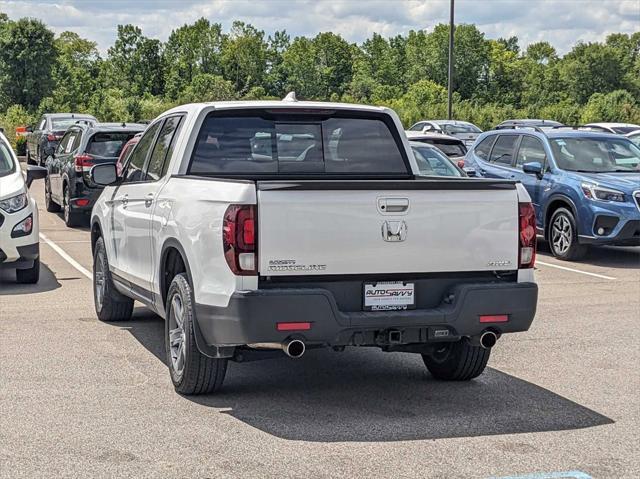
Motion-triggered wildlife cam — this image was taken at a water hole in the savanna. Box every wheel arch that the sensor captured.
[544,194,578,238]
[159,238,195,311]
[90,218,103,255]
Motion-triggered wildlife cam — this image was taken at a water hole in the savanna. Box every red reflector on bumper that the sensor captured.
[479,314,509,323]
[74,198,90,207]
[276,322,311,331]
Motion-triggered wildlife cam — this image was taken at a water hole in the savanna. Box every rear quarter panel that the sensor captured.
[153,177,257,309]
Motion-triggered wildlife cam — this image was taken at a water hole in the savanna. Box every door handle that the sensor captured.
[378,197,409,214]
[144,193,154,207]
[120,194,129,208]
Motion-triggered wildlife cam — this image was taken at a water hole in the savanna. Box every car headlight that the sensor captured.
[581,183,625,202]
[0,192,28,213]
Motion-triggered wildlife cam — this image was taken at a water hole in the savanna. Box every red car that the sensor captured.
[116,132,142,176]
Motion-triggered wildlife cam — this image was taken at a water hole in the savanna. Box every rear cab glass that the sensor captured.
[188,109,410,178]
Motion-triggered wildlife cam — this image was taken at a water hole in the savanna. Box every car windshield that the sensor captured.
[550,137,640,172]
[0,141,16,176]
[412,145,462,177]
[52,118,85,130]
[441,123,481,135]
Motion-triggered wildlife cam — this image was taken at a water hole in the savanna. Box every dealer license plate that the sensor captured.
[363,282,415,311]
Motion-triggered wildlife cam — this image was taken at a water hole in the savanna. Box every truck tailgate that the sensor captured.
[257,180,519,276]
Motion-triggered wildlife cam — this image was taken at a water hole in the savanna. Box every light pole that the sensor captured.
[447,0,455,120]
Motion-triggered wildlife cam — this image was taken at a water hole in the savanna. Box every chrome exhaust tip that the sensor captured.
[479,331,497,349]
[284,339,306,358]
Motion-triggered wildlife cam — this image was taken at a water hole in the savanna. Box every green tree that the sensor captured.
[221,22,267,95]
[581,89,640,123]
[106,24,164,96]
[405,24,489,100]
[559,42,624,104]
[164,18,225,99]
[264,30,291,97]
[179,73,237,103]
[49,31,100,111]
[0,18,56,110]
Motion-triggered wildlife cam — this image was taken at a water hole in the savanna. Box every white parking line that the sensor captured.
[39,233,92,280]
[537,260,616,281]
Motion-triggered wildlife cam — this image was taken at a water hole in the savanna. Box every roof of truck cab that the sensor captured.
[158,100,391,118]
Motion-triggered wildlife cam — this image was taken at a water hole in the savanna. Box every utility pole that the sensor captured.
[447,0,455,120]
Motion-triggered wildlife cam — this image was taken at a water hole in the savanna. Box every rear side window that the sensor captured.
[86,132,138,158]
[124,122,161,183]
[516,136,546,168]
[146,116,184,181]
[490,135,518,165]
[474,136,496,160]
[189,112,408,176]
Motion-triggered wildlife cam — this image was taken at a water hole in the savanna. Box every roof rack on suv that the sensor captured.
[494,124,547,135]
[74,119,95,126]
[549,125,589,130]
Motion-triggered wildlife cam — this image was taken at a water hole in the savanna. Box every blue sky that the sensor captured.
[1,0,638,54]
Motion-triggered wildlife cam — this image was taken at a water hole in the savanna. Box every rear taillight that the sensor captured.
[518,202,536,268]
[74,154,95,172]
[223,204,257,275]
[47,133,62,141]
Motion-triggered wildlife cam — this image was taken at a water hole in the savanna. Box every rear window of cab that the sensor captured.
[188,111,410,177]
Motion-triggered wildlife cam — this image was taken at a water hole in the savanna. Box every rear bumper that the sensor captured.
[70,184,103,212]
[194,281,538,353]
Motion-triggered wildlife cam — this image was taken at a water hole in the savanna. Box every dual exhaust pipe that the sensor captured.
[248,338,306,358]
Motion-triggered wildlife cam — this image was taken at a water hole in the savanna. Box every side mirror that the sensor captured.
[463,167,477,177]
[25,165,47,188]
[43,146,55,157]
[91,163,118,186]
[523,161,544,179]
[25,126,33,133]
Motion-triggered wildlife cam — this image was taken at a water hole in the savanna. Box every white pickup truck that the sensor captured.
[89,99,538,395]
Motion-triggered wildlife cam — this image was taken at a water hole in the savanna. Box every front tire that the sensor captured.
[165,273,228,395]
[548,207,588,261]
[93,237,133,321]
[422,339,490,381]
[16,258,40,284]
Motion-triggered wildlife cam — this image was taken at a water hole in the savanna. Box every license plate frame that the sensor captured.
[363,281,416,311]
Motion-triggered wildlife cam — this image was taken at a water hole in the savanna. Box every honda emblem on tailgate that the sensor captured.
[381,220,407,242]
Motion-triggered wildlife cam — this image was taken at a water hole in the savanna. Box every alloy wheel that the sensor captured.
[168,294,187,376]
[94,249,106,310]
[551,214,572,255]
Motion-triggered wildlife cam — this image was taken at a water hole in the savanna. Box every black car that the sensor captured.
[26,113,97,166]
[44,122,146,226]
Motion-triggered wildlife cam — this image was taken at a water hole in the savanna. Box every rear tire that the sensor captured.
[45,177,61,212]
[548,207,588,261]
[165,273,228,395]
[422,339,490,381]
[16,258,40,284]
[93,237,133,321]
[63,184,83,227]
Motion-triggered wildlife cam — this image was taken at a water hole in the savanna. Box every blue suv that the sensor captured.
[464,127,640,260]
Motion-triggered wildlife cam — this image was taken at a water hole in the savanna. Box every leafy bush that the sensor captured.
[15,136,26,155]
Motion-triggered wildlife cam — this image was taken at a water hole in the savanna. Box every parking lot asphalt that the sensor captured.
[1,181,639,479]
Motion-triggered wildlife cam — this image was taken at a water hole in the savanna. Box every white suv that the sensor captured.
[0,132,47,283]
